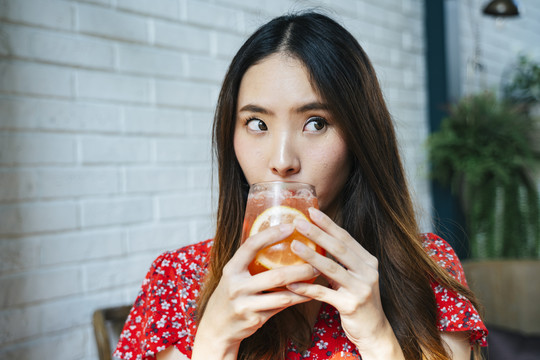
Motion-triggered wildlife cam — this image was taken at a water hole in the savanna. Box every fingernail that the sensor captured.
[294,218,310,232]
[287,283,300,291]
[291,239,307,253]
[308,207,323,221]
[312,267,321,276]
[279,224,294,233]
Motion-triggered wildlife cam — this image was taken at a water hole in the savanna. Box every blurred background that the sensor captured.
[0,0,539,359]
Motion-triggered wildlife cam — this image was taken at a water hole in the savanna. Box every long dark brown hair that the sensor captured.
[198,11,483,360]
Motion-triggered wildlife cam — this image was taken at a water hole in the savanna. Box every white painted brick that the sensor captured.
[188,165,213,189]
[0,168,119,201]
[241,12,268,36]
[155,137,211,163]
[0,132,76,165]
[386,88,425,110]
[184,0,243,33]
[40,229,124,265]
[81,197,152,228]
[359,2,404,30]
[127,222,191,253]
[260,0,296,16]
[158,191,211,219]
[361,41,393,67]
[40,288,126,333]
[0,326,87,360]
[0,97,122,133]
[213,31,245,59]
[3,24,115,70]
[80,135,151,164]
[123,106,187,136]
[77,70,150,104]
[36,168,119,198]
[153,20,210,53]
[0,305,42,343]
[186,55,229,83]
[401,0,422,17]
[373,23,402,48]
[124,283,142,303]
[84,254,154,291]
[125,167,188,193]
[116,0,180,21]
[189,110,213,135]
[0,237,40,275]
[117,44,184,78]
[0,60,72,98]
[376,65,403,89]
[0,267,82,307]
[341,20,376,47]
[318,0,358,16]
[75,0,111,5]
[215,0,269,13]
[0,0,72,30]
[402,31,415,52]
[155,79,214,109]
[0,201,78,236]
[194,218,215,243]
[76,4,148,43]
[403,68,422,89]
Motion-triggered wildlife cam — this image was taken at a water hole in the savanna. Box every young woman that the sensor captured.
[114,12,487,360]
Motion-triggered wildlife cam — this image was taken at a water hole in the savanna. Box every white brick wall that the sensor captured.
[2,0,515,358]
[456,0,540,96]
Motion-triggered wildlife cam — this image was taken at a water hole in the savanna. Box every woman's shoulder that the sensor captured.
[114,239,213,360]
[421,233,467,286]
[150,239,213,274]
[421,233,488,345]
[160,238,213,260]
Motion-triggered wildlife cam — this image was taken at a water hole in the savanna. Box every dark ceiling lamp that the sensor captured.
[483,0,520,17]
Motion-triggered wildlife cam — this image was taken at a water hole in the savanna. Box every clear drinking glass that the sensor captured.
[241,181,324,276]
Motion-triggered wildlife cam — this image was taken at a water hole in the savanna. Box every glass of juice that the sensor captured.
[241,181,325,277]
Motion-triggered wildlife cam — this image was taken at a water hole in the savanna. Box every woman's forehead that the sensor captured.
[237,54,321,107]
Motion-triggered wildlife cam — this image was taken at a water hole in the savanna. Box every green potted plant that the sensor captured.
[502,55,540,109]
[428,91,540,259]
[427,91,540,335]
[502,55,540,154]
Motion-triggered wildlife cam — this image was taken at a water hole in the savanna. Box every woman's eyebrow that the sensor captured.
[238,104,272,114]
[296,102,329,113]
[238,102,328,114]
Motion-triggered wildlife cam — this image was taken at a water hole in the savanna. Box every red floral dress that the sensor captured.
[114,233,487,360]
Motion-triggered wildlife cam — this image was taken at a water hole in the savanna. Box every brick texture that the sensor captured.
[1,0,538,359]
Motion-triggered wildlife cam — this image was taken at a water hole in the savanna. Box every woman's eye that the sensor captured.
[304,117,327,132]
[246,118,268,131]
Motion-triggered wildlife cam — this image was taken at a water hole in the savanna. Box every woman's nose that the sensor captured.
[269,131,300,177]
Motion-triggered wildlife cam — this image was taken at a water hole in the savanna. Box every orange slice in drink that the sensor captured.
[248,205,321,274]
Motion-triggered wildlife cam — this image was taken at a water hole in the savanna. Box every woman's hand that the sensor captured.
[192,224,318,360]
[287,207,405,360]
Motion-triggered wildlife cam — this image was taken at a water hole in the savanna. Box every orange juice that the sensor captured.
[241,182,325,276]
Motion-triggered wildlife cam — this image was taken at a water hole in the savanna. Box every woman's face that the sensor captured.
[234,53,351,215]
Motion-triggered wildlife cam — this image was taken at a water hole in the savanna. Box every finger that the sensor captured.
[290,240,380,312]
[290,239,351,286]
[228,224,294,273]
[250,263,321,293]
[309,208,375,267]
[247,290,312,312]
[285,281,343,308]
[225,292,311,338]
[287,277,378,317]
[294,215,375,272]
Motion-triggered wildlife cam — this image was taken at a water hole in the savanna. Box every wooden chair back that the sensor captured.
[93,305,132,360]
